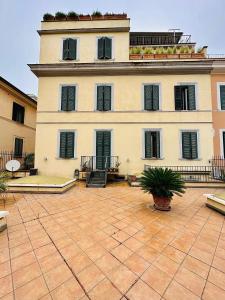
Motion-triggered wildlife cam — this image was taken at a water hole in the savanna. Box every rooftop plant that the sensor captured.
[144,47,154,54]
[55,12,67,19]
[0,172,9,194]
[67,11,78,18]
[43,13,54,21]
[92,11,102,16]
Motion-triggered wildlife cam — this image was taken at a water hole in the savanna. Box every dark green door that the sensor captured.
[96,131,111,169]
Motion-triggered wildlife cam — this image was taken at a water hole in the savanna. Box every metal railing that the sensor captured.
[130,34,191,46]
[144,159,225,183]
[80,156,119,172]
[0,151,27,171]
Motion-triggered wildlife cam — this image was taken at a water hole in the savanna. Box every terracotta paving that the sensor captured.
[0,182,225,299]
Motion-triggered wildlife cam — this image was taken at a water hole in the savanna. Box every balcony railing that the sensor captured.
[130,34,192,46]
[80,156,119,172]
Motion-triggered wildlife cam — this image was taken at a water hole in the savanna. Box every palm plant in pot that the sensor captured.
[139,168,185,211]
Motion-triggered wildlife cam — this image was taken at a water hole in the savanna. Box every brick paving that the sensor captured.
[0,182,225,299]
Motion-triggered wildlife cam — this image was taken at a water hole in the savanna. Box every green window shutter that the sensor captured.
[103,86,111,111]
[152,85,159,110]
[60,132,74,159]
[144,85,153,110]
[104,37,112,59]
[220,85,225,110]
[145,131,152,158]
[66,132,75,158]
[59,132,67,158]
[68,39,77,60]
[223,132,225,157]
[103,131,111,157]
[182,132,198,159]
[175,86,183,110]
[97,86,104,111]
[14,138,23,157]
[156,131,160,158]
[96,131,104,157]
[61,86,68,111]
[98,38,105,59]
[67,86,76,111]
[190,132,198,159]
[63,39,69,60]
[188,85,196,110]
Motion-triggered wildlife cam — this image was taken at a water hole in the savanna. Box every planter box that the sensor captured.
[79,15,91,21]
[104,14,127,19]
[55,16,67,21]
[67,16,79,21]
[191,53,205,59]
[43,16,55,21]
[143,54,155,60]
[167,54,179,59]
[92,16,104,20]
[129,54,142,60]
[179,54,192,59]
[155,54,167,59]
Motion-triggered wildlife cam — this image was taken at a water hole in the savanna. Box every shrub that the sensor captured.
[0,172,9,193]
[92,11,102,16]
[67,11,78,18]
[139,168,185,199]
[144,48,154,54]
[43,13,54,21]
[55,12,66,19]
[23,153,35,170]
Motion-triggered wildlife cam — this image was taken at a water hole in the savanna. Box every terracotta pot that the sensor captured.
[55,16,67,21]
[79,15,91,21]
[104,14,127,19]
[155,54,167,59]
[191,53,205,59]
[129,54,142,60]
[153,195,171,211]
[92,15,104,20]
[43,16,55,21]
[67,16,79,21]
[179,54,192,59]
[167,54,179,59]
[143,54,155,60]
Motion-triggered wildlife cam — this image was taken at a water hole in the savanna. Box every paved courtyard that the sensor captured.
[0,183,225,300]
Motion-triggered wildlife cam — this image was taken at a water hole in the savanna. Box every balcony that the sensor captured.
[80,156,120,172]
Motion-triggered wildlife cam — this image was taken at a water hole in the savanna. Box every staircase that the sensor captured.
[86,170,107,188]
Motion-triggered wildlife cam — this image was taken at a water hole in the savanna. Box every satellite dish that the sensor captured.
[6,160,20,172]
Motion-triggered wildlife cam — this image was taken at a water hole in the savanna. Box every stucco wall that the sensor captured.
[0,85,36,152]
[35,74,213,177]
[211,74,225,156]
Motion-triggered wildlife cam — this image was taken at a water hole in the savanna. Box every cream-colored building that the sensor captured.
[30,16,214,178]
[0,76,37,155]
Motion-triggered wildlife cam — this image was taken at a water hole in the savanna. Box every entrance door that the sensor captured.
[96,131,111,170]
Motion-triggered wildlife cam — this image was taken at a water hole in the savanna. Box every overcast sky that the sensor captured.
[0,0,225,95]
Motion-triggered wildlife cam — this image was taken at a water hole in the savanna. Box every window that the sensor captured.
[12,102,25,124]
[221,131,225,158]
[62,38,77,60]
[96,85,112,111]
[61,86,76,111]
[97,37,112,60]
[144,130,161,159]
[181,131,198,159]
[175,85,196,110]
[14,138,23,157]
[59,131,75,159]
[218,84,225,110]
[144,84,160,111]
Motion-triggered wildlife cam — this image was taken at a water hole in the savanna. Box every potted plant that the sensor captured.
[67,11,79,21]
[167,47,179,59]
[79,14,91,21]
[92,11,104,20]
[0,172,8,194]
[55,12,67,21]
[179,46,192,59]
[192,47,206,59]
[43,13,55,21]
[114,161,121,173]
[23,153,35,170]
[139,168,185,211]
[104,13,127,19]
[143,47,155,59]
[155,47,167,59]
[129,47,142,59]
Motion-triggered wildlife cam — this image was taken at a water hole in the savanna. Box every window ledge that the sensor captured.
[141,158,164,160]
[59,59,80,62]
[179,158,202,161]
[94,59,115,62]
[57,110,77,112]
[55,157,78,160]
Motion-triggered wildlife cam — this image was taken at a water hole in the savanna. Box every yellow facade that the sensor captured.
[32,18,214,178]
[0,78,37,153]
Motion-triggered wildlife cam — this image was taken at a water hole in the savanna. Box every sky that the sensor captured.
[0,0,225,95]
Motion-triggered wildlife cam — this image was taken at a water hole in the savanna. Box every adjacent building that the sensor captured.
[30,15,218,178]
[0,76,37,155]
